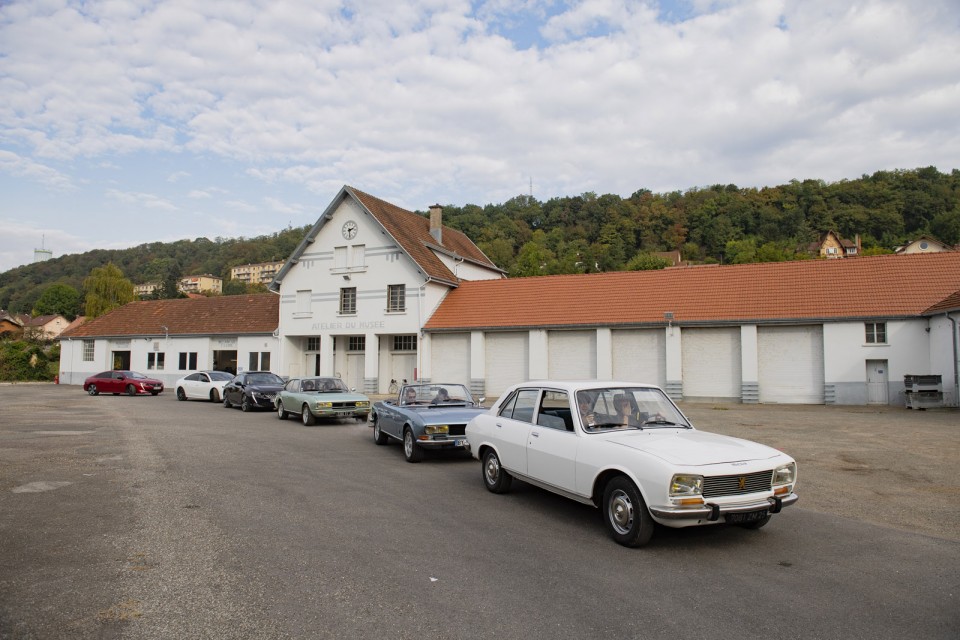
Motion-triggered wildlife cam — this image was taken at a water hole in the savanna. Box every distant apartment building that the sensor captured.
[229,261,285,285]
[135,274,223,298]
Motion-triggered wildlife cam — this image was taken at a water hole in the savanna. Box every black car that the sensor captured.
[222,371,285,412]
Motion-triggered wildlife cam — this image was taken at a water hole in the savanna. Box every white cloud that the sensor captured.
[0,0,957,273]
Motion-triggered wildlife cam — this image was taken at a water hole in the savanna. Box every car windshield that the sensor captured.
[127,371,149,380]
[302,378,349,393]
[577,387,690,432]
[247,373,283,385]
[209,371,234,381]
[401,384,473,406]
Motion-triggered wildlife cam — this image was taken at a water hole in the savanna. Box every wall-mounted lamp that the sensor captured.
[342,274,351,281]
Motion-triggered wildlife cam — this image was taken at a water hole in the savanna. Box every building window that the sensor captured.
[387,285,405,312]
[348,336,365,352]
[393,335,416,351]
[352,244,365,268]
[178,352,198,370]
[83,340,94,361]
[865,322,887,344]
[147,352,165,370]
[334,246,347,269]
[296,289,312,315]
[340,287,356,314]
[248,352,272,371]
[307,337,320,351]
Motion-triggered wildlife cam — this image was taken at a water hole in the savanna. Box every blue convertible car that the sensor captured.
[371,383,487,462]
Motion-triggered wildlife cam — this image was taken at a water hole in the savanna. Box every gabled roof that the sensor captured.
[271,185,501,290]
[60,294,278,339]
[924,289,960,315]
[424,252,960,331]
[23,314,65,327]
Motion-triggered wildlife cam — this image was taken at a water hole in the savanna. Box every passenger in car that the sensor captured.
[431,388,450,404]
[302,380,315,392]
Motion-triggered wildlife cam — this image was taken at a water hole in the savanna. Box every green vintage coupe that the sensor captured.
[274,377,371,425]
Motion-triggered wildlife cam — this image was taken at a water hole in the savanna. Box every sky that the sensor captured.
[1,0,958,274]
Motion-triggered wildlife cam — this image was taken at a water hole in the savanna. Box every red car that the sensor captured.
[83,370,164,396]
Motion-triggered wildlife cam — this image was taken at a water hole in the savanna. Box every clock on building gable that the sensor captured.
[342,220,358,240]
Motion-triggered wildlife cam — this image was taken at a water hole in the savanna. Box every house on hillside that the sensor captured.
[58,295,278,385]
[807,230,861,258]
[0,310,24,338]
[22,314,71,340]
[894,236,954,254]
[268,186,504,394]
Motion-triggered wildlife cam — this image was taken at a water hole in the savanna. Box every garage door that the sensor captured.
[430,333,470,385]
[758,326,824,403]
[547,330,596,380]
[485,332,529,397]
[612,329,665,387]
[681,328,741,400]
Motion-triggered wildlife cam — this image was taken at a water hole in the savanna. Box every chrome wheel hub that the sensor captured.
[609,489,634,534]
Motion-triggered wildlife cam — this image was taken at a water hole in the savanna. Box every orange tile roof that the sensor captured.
[347,186,500,284]
[424,252,960,330]
[61,294,279,338]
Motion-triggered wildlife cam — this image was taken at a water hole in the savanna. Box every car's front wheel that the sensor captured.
[126,384,137,396]
[176,387,187,401]
[482,449,512,493]
[403,428,423,463]
[87,384,98,396]
[240,397,253,412]
[302,405,316,426]
[373,419,388,445]
[277,401,289,420]
[602,476,654,548]
[223,394,233,408]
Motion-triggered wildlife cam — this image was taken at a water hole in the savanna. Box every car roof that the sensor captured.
[508,380,664,392]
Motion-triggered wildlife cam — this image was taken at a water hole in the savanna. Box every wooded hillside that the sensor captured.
[1,166,957,315]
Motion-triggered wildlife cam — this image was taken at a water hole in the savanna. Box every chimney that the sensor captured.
[429,203,442,244]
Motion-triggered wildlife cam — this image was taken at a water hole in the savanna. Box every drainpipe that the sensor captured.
[948,312,959,408]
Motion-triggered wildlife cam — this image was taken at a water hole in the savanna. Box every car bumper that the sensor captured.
[415,436,470,450]
[314,409,370,419]
[649,492,799,521]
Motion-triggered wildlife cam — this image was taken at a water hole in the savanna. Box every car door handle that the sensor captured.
[531,431,539,438]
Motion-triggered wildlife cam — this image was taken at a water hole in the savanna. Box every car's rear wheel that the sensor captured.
[302,405,316,426]
[87,384,98,396]
[403,428,423,463]
[602,476,654,548]
[176,387,187,401]
[373,419,388,445]
[482,449,512,493]
[210,389,220,403]
[277,401,289,420]
[126,384,136,396]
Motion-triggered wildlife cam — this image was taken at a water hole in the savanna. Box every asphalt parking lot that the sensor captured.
[0,384,957,639]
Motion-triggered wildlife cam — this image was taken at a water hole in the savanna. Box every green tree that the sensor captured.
[625,252,672,271]
[33,283,81,319]
[83,263,134,318]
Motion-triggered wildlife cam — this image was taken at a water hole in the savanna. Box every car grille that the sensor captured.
[702,470,773,498]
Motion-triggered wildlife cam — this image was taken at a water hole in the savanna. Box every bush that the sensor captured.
[0,339,58,382]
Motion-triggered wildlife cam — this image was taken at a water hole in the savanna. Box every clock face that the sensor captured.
[342,220,358,240]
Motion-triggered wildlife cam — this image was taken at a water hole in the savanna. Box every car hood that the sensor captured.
[412,405,488,424]
[246,384,283,393]
[605,429,785,466]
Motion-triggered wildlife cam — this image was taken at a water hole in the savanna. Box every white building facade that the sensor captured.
[270,186,503,394]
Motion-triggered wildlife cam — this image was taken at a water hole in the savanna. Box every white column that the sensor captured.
[529,329,549,379]
[319,333,334,376]
[470,331,486,397]
[596,328,612,379]
[665,326,683,399]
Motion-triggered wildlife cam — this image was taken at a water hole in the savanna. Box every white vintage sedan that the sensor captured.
[465,381,798,547]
